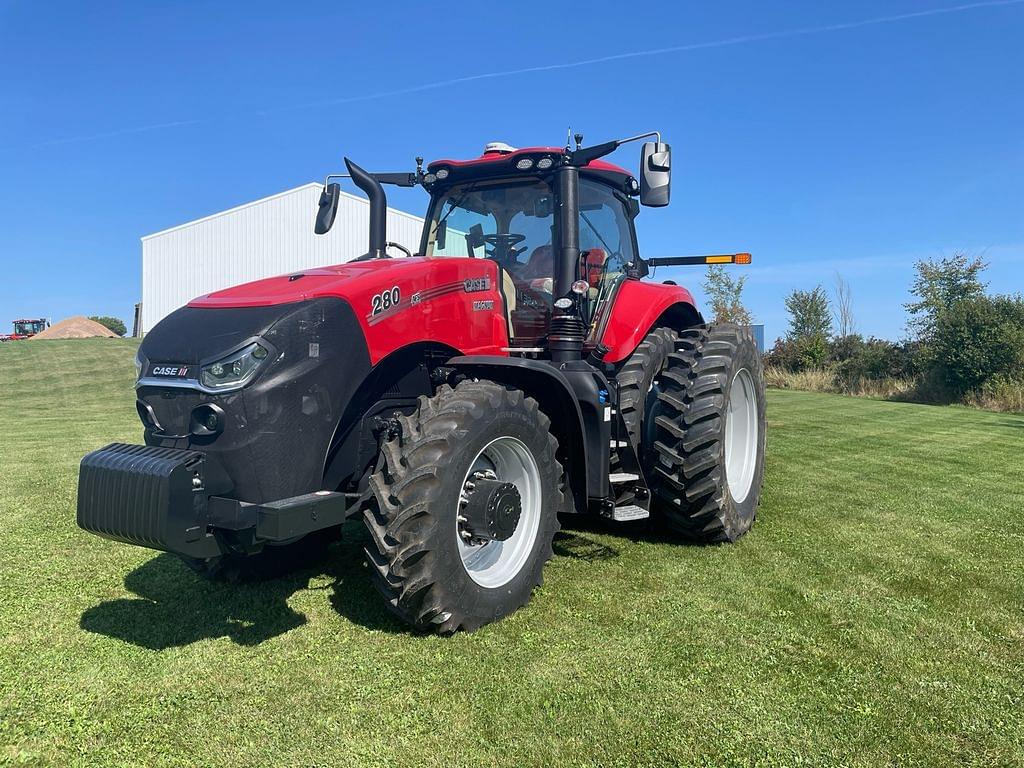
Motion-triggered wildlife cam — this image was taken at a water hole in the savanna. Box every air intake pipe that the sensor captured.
[549,164,584,362]
[345,157,387,258]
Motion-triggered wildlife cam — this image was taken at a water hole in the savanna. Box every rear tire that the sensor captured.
[649,323,766,542]
[363,380,563,633]
[616,327,678,448]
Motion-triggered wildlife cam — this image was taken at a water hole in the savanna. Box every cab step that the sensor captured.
[608,472,639,483]
[609,504,649,522]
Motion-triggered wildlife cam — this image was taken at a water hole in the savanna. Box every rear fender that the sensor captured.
[447,356,589,514]
[599,280,703,363]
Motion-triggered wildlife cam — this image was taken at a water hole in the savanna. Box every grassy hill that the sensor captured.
[2,338,1022,767]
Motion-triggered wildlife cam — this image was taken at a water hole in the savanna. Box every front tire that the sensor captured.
[649,323,766,542]
[363,380,563,633]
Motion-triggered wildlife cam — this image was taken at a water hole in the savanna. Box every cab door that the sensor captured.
[576,177,640,341]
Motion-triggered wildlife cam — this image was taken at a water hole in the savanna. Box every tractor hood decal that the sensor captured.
[366,280,465,326]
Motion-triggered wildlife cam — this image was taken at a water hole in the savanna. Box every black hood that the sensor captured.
[137,297,371,503]
[141,303,291,364]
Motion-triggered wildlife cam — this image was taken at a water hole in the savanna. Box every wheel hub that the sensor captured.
[459,471,522,543]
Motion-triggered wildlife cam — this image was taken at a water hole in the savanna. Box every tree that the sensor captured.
[928,294,1024,397]
[90,316,127,337]
[906,252,987,341]
[833,273,855,338]
[702,265,752,326]
[784,285,832,341]
[779,286,832,369]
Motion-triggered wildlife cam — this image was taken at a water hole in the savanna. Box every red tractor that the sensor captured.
[78,133,766,633]
[0,318,48,341]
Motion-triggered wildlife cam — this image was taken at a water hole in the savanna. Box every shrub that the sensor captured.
[765,333,830,372]
[832,335,917,385]
[966,373,1024,414]
[927,295,1024,398]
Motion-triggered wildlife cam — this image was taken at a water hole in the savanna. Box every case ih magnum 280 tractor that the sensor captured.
[78,133,766,633]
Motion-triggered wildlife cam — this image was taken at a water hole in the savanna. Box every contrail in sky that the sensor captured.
[33,0,1024,148]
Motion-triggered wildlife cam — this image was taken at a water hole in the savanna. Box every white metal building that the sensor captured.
[140,183,424,334]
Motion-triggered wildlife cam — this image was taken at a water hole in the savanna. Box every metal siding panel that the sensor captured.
[141,185,424,333]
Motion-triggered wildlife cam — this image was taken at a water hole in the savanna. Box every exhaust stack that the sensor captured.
[345,157,387,258]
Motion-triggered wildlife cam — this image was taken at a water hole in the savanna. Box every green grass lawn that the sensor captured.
[2,338,1022,767]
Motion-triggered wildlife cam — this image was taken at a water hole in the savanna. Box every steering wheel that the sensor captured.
[482,233,526,248]
[482,233,527,260]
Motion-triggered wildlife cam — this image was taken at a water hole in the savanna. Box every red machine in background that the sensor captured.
[0,319,48,342]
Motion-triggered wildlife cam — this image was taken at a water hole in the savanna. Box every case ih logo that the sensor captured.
[150,365,190,378]
[463,276,491,293]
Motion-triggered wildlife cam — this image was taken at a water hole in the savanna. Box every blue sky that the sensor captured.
[2,0,1022,341]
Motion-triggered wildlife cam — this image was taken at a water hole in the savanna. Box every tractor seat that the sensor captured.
[521,245,552,281]
[500,268,517,328]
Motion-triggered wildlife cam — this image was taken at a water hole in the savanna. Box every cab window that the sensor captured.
[577,178,637,333]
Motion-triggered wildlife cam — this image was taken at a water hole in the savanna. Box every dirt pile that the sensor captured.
[31,316,119,340]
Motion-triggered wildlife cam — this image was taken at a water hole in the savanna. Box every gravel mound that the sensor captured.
[31,316,119,339]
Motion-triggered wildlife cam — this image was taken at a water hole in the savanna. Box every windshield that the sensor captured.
[423,179,554,269]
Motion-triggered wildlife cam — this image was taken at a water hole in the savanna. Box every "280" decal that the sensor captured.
[371,286,401,315]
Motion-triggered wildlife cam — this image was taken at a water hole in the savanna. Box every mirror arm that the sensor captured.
[323,173,350,187]
[373,172,418,188]
[568,131,662,166]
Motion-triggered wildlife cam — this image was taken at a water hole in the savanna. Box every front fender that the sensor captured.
[447,356,591,512]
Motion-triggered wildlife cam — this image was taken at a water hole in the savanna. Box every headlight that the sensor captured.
[200,342,270,391]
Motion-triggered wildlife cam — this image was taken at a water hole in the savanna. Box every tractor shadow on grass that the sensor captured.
[80,553,315,649]
[81,518,684,646]
[552,530,621,561]
[322,521,412,634]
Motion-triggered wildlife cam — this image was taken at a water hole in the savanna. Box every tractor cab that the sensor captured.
[419,145,643,348]
[14,319,48,337]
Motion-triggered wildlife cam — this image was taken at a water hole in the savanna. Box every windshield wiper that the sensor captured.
[436,183,479,230]
[580,210,615,255]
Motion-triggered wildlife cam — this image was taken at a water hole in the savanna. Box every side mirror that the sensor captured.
[314,182,341,234]
[466,222,485,253]
[640,142,671,207]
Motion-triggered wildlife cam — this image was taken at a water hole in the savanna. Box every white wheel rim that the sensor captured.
[724,368,759,504]
[456,436,542,588]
